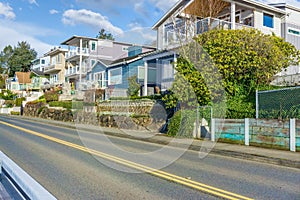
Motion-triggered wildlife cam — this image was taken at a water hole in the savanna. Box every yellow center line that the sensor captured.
[0,120,253,200]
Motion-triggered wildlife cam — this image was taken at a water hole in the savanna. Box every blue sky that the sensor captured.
[0,0,300,56]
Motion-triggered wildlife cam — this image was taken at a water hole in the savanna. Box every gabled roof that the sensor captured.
[152,0,286,29]
[44,47,68,56]
[15,72,31,84]
[109,50,157,67]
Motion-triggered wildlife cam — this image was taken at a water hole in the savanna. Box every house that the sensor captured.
[141,0,300,94]
[44,47,68,88]
[60,36,156,90]
[270,3,300,86]
[30,69,50,91]
[6,72,31,94]
[86,46,157,99]
[31,56,50,73]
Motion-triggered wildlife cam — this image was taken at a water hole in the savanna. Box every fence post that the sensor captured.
[256,90,259,119]
[290,118,296,152]
[211,118,215,142]
[245,118,250,146]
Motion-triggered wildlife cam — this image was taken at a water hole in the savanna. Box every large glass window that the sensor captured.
[162,60,173,79]
[138,66,156,82]
[108,68,122,85]
[263,13,274,28]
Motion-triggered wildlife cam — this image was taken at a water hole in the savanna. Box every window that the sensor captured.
[94,71,106,87]
[91,41,96,51]
[57,54,62,63]
[122,47,128,51]
[41,59,45,64]
[288,28,300,36]
[108,68,122,85]
[263,13,273,28]
[138,66,156,82]
[162,60,173,79]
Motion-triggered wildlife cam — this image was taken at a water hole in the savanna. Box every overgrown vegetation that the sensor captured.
[165,29,300,119]
[167,110,196,137]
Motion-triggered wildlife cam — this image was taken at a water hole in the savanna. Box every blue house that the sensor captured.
[86,46,158,99]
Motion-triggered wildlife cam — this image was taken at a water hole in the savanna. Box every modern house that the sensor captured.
[141,0,300,94]
[61,36,155,91]
[44,47,68,87]
[6,72,31,94]
[270,3,300,86]
[31,56,50,73]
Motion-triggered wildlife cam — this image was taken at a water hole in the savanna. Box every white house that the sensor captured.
[141,0,300,94]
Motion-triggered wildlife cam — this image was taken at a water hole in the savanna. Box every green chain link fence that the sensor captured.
[256,86,300,119]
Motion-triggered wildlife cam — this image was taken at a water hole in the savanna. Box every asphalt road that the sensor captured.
[0,115,299,200]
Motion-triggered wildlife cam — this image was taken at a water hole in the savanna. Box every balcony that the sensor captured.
[65,65,88,78]
[164,17,253,49]
[65,47,90,61]
[44,63,64,74]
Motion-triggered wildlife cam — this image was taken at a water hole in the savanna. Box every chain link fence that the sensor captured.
[256,86,300,119]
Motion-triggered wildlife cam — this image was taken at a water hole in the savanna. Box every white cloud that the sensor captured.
[49,9,59,15]
[62,9,124,36]
[0,2,16,20]
[116,23,156,45]
[149,0,178,12]
[28,0,39,6]
[0,20,56,56]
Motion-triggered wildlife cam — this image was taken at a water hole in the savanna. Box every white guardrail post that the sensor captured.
[211,118,215,142]
[290,119,296,152]
[0,151,56,200]
[244,118,250,146]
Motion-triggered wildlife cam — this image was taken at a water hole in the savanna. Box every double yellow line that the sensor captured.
[0,120,253,200]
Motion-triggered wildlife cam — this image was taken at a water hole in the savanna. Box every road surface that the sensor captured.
[0,115,299,199]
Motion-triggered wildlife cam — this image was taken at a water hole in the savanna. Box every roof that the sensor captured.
[61,35,156,49]
[44,47,67,56]
[269,3,300,13]
[15,72,31,84]
[152,0,286,29]
[31,69,45,76]
[61,35,98,46]
[109,50,157,67]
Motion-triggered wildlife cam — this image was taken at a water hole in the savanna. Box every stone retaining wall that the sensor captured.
[24,100,165,131]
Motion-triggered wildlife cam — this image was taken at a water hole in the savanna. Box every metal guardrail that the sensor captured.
[0,151,56,200]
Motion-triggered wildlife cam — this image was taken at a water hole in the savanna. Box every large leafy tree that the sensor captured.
[6,41,37,76]
[196,29,300,96]
[0,45,13,74]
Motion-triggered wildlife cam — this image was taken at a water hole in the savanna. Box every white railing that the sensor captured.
[164,17,254,48]
[82,80,108,90]
[66,47,90,59]
[65,64,88,77]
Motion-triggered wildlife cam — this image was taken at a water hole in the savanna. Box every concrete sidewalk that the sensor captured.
[3,115,300,169]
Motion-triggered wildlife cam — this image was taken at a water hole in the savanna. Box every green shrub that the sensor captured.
[44,91,59,102]
[39,95,45,100]
[10,111,20,115]
[4,100,14,108]
[15,97,26,107]
[49,101,72,109]
[38,106,46,114]
[167,110,196,137]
